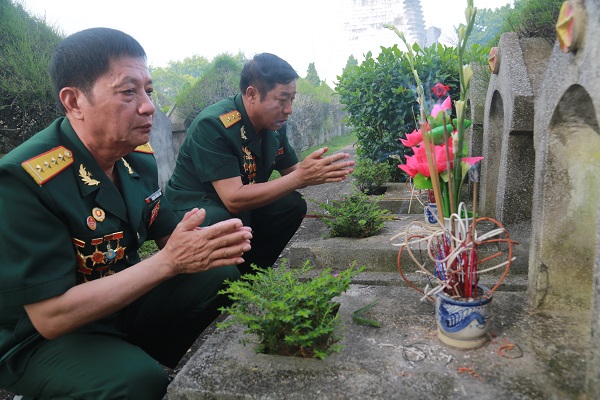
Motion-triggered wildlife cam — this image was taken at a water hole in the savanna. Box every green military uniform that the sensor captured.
[166,94,307,274]
[0,118,239,399]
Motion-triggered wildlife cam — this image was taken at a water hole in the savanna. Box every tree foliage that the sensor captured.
[174,53,245,126]
[336,43,470,180]
[0,0,63,154]
[287,74,343,153]
[469,4,512,47]
[345,55,359,69]
[305,62,321,86]
[149,55,211,112]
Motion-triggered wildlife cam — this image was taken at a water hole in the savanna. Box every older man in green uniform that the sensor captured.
[0,28,252,399]
[166,53,354,274]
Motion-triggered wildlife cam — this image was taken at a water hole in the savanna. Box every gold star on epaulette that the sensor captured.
[21,146,73,186]
[219,110,242,128]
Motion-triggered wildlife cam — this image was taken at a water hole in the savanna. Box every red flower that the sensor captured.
[432,82,450,98]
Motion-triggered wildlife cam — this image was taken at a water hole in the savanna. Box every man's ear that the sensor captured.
[59,87,84,119]
[245,86,259,103]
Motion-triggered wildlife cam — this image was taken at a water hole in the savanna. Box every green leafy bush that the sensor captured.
[352,157,392,194]
[218,261,364,359]
[138,241,158,259]
[336,44,464,181]
[313,191,392,238]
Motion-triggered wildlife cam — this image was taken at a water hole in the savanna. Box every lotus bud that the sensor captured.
[462,65,473,89]
[465,6,473,23]
[455,100,465,123]
[458,25,466,41]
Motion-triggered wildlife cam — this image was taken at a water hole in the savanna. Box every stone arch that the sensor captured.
[535,84,599,310]
[480,90,504,218]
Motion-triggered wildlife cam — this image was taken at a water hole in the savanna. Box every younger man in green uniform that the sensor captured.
[0,28,252,399]
[166,53,354,274]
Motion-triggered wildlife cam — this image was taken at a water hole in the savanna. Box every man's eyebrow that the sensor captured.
[116,76,153,86]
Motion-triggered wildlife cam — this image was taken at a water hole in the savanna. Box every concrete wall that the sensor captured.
[149,109,178,191]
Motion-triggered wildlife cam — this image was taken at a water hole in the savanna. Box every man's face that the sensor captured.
[79,56,155,154]
[253,81,296,132]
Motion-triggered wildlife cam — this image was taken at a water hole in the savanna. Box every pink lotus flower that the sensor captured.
[431,96,452,118]
[398,138,483,179]
[399,139,451,178]
[399,128,423,147]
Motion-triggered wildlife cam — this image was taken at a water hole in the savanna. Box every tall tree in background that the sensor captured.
[175,53,245,126]
[150,55,212,112]
[345,55,359,69]
[305,62,321,86]
[469,4,512,46]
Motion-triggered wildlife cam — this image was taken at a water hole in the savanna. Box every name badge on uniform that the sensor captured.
[145,189,162,203]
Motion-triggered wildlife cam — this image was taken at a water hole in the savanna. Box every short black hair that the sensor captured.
[50,27,147,113]
[239,53,299,99]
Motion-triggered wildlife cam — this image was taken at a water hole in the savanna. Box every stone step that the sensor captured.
[288,216,530,287]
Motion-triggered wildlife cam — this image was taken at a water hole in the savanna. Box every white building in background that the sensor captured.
[341,0,438,63]
[426,26,442,47]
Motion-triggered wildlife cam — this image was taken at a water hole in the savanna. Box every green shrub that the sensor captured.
[312,191,392,238]
[336,44,465,181]
[138,241,158,259]
[218,261,364,359]
[352,157,392,193]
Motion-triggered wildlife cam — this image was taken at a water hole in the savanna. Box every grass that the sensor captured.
[271,131,357,180]
[299,131,357,160]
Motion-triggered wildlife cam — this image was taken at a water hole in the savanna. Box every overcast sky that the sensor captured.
[19,0,512,84]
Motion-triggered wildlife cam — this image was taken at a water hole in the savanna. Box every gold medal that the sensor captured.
[92,207,105,222]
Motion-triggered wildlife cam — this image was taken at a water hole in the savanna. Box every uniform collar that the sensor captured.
[234,94,279,164]
[60,118,130,222]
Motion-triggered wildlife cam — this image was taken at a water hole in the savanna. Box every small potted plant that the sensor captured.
[352,157,392,195]
[217,261,364,359]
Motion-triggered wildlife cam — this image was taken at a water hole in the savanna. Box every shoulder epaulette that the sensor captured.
[133,143,154,154]
[219,110,242,128]
[21,146,74,186]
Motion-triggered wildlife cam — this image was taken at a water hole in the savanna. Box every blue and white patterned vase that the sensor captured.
[435,285,493,349]
[424,202,439,224]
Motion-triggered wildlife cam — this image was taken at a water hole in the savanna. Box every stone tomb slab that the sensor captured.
[166,285,589,400]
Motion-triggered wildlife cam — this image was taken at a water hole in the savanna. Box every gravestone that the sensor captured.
[480,33,552,225]
[520,0,600,396]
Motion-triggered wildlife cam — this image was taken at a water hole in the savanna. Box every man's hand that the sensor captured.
[161,208,252,275]
[295,147,355,187]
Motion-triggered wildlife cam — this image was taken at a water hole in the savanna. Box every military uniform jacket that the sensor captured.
[165,94,298,216]
[0,118,178,373]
